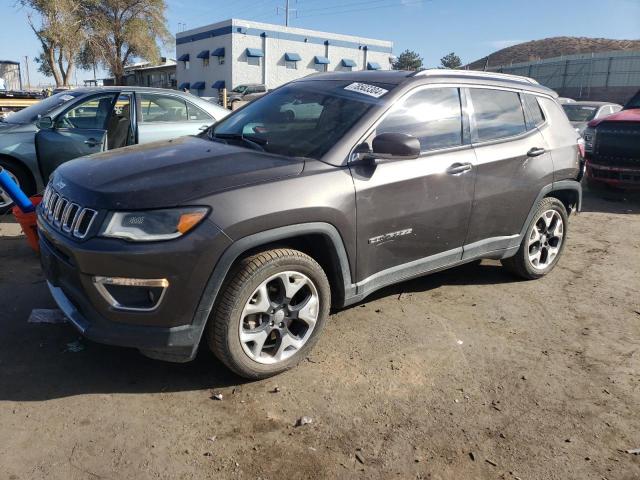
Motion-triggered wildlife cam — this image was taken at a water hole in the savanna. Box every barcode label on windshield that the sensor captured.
[344,82,388,98]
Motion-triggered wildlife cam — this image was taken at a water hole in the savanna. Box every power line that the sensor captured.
[297,0,422,18]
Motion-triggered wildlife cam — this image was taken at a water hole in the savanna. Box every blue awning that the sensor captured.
[191,81,205,90]
[314,56,330,65]
[212,80,226,89]
[341,58,356,67]
[177,54,190,62]
[246,48,264,58]
[178,82,190,90]
[196,50,209,59]
[211,47,225,57]
[367,61,381,70]
[285,52,301,62]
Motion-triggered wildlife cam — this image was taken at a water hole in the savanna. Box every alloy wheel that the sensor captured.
[239,271,319,364]
[527,209,564,270]
[0,170,19,209]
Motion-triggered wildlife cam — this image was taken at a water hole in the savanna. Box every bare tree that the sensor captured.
[82,0,172,85]
[21,0,85,86]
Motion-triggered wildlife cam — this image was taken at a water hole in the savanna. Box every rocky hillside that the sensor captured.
[466,37,640,69]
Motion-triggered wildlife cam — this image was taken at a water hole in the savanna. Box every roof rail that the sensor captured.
[413,69,540,85]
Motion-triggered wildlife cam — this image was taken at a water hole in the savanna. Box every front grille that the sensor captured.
[593,122,640,168]
[41,184,98,239]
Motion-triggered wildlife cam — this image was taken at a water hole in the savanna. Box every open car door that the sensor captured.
[35,93,117,182]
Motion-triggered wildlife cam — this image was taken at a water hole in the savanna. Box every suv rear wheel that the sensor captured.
[207,248,330,379]
[501,197,568,279]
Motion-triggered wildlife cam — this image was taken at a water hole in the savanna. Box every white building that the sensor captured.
[175,19,394,97]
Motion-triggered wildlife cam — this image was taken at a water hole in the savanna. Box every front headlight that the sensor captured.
[101,207,209,242]
[583,127,596,153]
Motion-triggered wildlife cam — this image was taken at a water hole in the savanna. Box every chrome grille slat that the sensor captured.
[39,186,98,240]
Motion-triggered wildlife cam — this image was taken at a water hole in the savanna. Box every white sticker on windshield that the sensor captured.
[344,82,388,98]
[60,94,75,102]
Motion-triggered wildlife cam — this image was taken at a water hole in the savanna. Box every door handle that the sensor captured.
[446,162,473,175]
[84,138,99,147]
[527,147,546,157]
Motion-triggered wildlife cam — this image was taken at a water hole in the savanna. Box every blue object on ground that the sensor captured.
[0,166,34,213]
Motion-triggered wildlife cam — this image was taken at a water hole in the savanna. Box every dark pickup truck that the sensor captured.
[583,89,640,190]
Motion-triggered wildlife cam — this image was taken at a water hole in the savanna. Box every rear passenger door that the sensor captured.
[352,86,476,284]
[463,88,554,259]
[136,93,214,144]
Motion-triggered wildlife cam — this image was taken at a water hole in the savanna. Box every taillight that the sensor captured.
[577,137,585,158]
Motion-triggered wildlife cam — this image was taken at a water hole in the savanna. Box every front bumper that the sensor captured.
[38,215,231,362]
[586,162,640,188]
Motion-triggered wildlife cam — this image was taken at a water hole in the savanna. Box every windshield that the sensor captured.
[2,91,82,124]
[232,86,248,93]
[562,104,598,122]
[624,91,640,110]
[210,80,394,159]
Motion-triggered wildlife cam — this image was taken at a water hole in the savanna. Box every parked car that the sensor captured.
[562,101,622,135]
[38,70,581,378]
[0,87,229,211]
[225,84,268,108]
[583,89,640,190]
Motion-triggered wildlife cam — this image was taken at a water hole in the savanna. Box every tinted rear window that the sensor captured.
[469,88,526,142]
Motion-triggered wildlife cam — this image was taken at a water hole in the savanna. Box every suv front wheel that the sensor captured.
[207,248,331,379]
[501,197,568,280]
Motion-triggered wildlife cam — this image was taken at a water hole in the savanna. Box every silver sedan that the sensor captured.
[0,87,229,211]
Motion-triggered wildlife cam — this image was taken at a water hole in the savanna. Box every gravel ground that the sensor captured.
[1,189,639,480]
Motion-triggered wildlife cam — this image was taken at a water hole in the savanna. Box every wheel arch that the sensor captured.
[545,180,582,215]
[0,153,37,194]
[188,223,355,354]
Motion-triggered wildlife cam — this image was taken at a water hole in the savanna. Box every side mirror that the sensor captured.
[36,116,54,129]
[354,133,421,163]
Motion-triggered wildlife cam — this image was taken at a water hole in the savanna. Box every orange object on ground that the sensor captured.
[12,195,43,253]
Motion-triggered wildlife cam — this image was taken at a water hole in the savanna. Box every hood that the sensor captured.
[570,121,587,132]
[52,135,305,209]
[0,121,36,134]
[588,108,640,127]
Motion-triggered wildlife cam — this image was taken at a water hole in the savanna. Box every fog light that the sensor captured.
[93,276,169,312]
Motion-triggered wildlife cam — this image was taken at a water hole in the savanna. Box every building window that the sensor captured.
[185,61,190,70]
[248,56,260,67]
[218,56,225,65]
[203,57,209,67]
[286,60,297,70]
[314,63,326,72]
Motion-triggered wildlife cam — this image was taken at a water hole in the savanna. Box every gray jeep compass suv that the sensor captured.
[37,70,581,379]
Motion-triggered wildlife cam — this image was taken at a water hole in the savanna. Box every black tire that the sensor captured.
[0,157,36,214]
[207,248,331,379]
[501,197,568,280]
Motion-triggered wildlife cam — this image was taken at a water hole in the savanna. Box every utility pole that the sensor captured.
[277,0,296,27]
[24,56,31,91]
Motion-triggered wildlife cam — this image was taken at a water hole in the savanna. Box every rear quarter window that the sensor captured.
[522,93,545,129]
[469,88,526,142]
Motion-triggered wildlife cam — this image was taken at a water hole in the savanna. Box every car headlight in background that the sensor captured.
[582,127,595,153]
[101,207,209,241]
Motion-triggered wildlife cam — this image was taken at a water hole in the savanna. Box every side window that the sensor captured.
[57,94,117,130]
[139,94,188,123]
[186,102,213,121]
[522,93,545,130]
[469,88,526,142]
[376,87,463,152]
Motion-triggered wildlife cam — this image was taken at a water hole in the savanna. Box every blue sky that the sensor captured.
[1,0,639,86]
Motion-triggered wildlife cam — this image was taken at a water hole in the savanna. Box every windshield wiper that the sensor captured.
[209,132,267,152]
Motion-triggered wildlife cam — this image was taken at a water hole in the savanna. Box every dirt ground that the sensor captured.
[1,189,639,480]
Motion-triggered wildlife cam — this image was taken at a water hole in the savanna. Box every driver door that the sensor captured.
[35,93,117,181]
[351,86,476,286]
